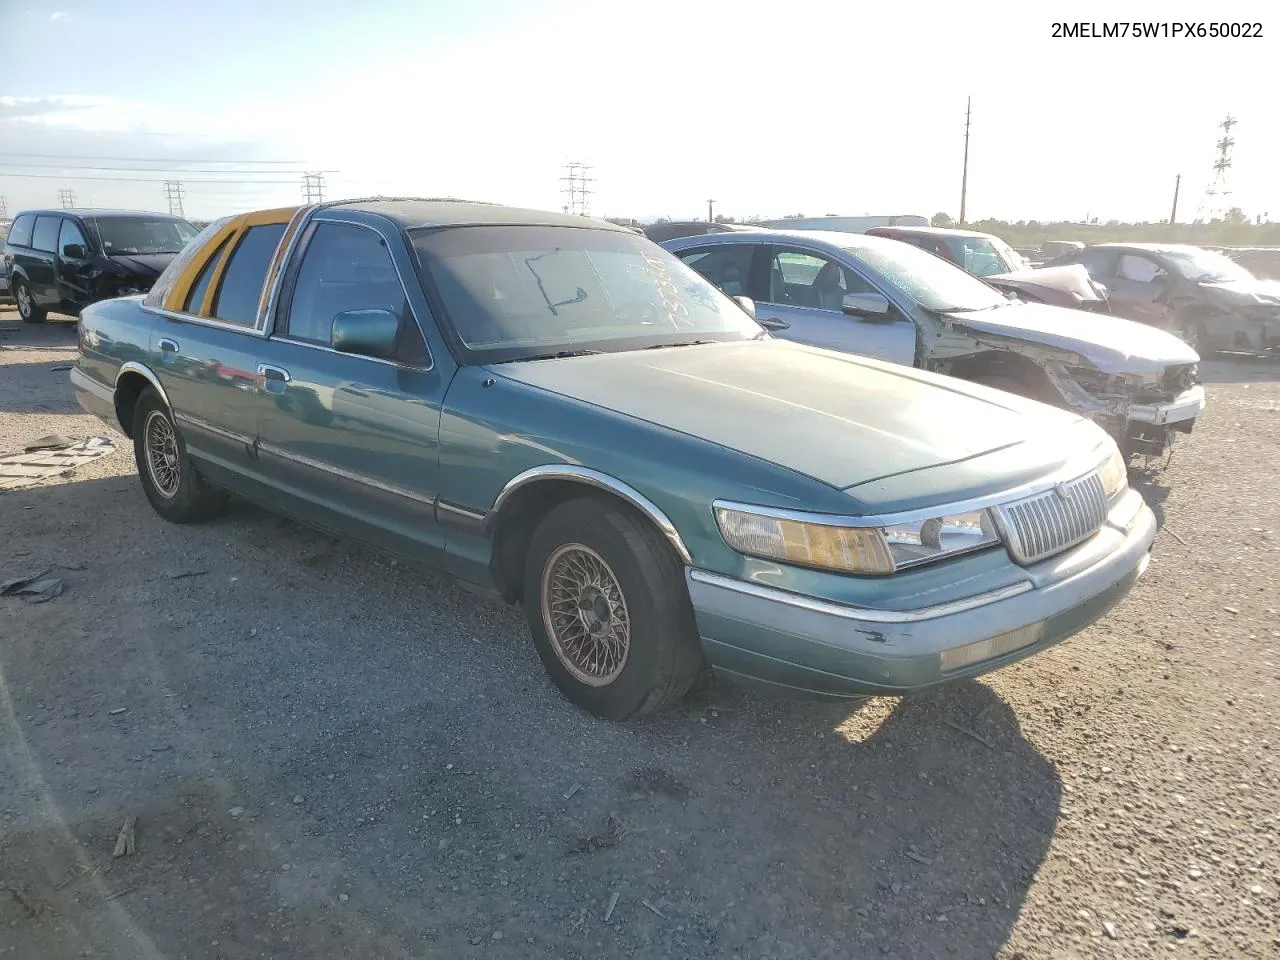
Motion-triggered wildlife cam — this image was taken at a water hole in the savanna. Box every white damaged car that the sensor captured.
[664,229,1204,460]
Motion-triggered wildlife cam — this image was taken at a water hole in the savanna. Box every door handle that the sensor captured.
[257,364,291,393]
[759,317,790,331]
[257,364,291,383]
[158,338,179,353]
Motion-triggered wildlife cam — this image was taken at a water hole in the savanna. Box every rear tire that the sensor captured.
[14,280,47,323]
[132,389,228,523]
[523,497,705,720]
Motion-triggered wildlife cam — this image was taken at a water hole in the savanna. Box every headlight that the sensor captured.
[713,505,1000,575]
[1098,445,1128,500]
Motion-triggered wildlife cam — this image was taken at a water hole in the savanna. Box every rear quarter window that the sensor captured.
[6,214,36,248]
[144,218,232,310]
[212,223,288,326]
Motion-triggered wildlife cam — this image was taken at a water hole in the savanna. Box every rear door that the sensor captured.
[26,215,62,304]
[253,215,450,558]
[147,210,297,487]
[1107,252,1176,327]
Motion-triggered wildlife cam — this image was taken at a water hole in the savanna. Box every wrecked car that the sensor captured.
[4,208,199,322]
[663,229,1204,459]
[1043,242,1280,355]
[864,225,1110,313]
[73,199,1155,720]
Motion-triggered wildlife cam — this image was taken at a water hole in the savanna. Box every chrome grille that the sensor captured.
[998,471,1108,565]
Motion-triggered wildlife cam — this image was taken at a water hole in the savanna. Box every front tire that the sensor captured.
[14,280,47,323]
[132,389,228,523]
[523,497,705,720]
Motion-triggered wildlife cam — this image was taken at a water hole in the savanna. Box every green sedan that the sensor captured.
[71,199,1155,719]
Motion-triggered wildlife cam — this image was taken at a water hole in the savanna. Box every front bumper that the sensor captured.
[1128,384,1205,427]
[686,488,1155,699]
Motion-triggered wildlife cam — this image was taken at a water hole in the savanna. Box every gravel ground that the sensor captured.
[1,311,1277,960]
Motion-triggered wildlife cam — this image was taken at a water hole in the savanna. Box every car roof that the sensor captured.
[868,225,996,239]
[328,197,633,233]
[1086,242,1208,254]
[11,208,189,220]
[663,228,904,253]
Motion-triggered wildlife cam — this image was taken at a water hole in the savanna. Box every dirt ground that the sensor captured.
[1,311,1277,960]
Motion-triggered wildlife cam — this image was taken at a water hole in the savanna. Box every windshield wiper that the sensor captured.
[513,349,602,362]
[643,339,718,350]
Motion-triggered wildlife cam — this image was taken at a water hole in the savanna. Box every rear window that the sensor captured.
[212,223,287,326]
[32,216,62,253]
[6,214,35,248]
[144,218,232,311]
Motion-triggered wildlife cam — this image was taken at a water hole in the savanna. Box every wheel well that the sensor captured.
[489,480,673,605]
[113,371,154,439]
[945,350,1059,405]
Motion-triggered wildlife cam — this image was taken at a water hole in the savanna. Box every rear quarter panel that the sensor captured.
[77,296,157,393]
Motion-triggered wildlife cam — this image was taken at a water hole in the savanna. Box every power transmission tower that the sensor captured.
[58,187,76,209]
[959,97,971,225]
[302,172,327,203]
[163,180,186,219]
[1194,115,1236,223]
[0,196,7,220]
[560,163,593,216]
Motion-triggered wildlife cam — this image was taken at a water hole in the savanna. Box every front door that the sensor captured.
[1108,253,1177,328]
[254,218,449,558]
[55,218,94,309]
[757,246,917,365]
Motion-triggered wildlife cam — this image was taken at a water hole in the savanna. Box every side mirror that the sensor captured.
[841,292,891,319]
[331,308,401,359]
[62,243,86,259]
[734,295,756,319]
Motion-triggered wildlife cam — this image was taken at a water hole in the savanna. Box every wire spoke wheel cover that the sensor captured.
[16,285,32,316]
[541,543,631,686]
[144,409,181,499]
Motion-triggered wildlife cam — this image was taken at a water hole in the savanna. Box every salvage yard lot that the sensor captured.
[2,315,1277,960]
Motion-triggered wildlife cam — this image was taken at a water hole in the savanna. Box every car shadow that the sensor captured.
[1197,354,1280,385]
[2,475,1062,960]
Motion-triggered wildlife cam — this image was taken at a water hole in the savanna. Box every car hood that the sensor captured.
[988,264,1104,302]
[105,253,177,278]
[1201,277,1280,306]
[941,301,1198,375]
[489,339,1091,493]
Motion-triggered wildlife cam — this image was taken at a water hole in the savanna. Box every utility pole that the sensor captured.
[58,187,76,209]
[163,180,186,219]
[560,163,593,216]
[958,97,971,225]
[302,172,327,204]
[1169,173,1181,225]
[707,199,715,223]
[1195,115,1236,223]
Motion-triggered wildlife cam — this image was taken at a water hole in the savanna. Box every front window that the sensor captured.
[88,217,200,256]
[411,225,761,363]
[943,235,1023,277]
[1161,248,1254,284]
[843,237,1010,313]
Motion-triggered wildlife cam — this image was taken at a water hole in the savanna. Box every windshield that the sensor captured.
[845,238,1011,312]
[1162,248,1255,284]
[412,225,762,363]
[942,235,1024,277]
[90,217,200,256]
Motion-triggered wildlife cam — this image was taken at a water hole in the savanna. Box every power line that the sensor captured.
[0,172,310,184]
[0,151,307,164]
[0,161,328,174]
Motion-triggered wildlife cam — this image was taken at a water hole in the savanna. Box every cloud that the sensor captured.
[0,95,90,119]
[50,10,68,20]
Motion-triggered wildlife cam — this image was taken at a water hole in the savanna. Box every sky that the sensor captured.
[1,0,1276,224]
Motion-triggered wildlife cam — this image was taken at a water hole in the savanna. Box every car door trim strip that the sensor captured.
[255,440,438,509]
[436,499,487,534]
[173,412,255,448]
